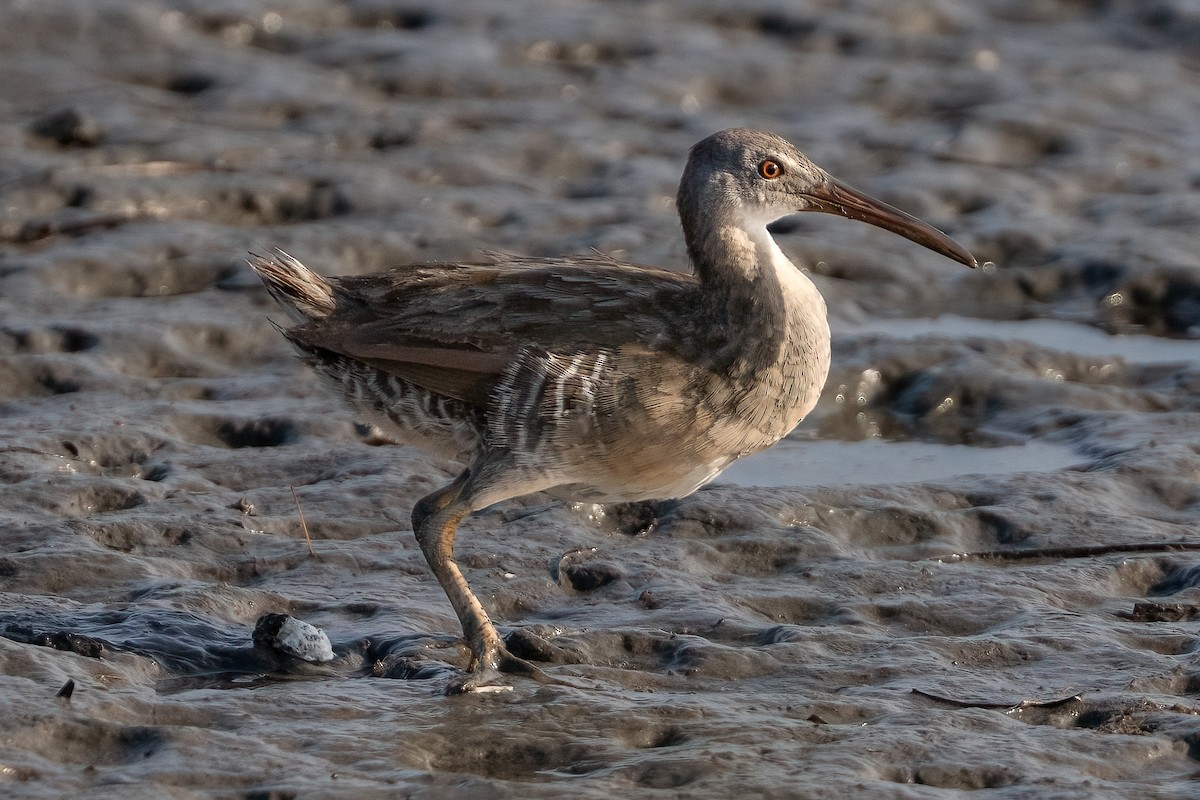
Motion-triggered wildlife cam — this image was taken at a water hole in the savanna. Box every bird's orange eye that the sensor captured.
[758,160,783,180]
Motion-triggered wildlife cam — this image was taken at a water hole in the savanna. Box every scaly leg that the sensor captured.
[412,470,543,693]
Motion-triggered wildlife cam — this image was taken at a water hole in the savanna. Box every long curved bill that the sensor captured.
[804,174,978,268]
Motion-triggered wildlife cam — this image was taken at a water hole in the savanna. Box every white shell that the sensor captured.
[273,617,334,663]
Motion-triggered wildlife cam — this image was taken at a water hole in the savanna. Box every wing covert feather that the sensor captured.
[293,259,698,403]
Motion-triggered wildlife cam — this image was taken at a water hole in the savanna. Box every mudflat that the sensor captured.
[2,2,1199,797]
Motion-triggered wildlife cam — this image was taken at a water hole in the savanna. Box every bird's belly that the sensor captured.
[542,408,793,503]
[548,452,738,503]
[532,370,816,503]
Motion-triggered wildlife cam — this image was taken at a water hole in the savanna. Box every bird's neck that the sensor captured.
[678,205,829,386]
[682,205,827,326]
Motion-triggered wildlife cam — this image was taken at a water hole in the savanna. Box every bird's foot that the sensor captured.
[446,646,550,695]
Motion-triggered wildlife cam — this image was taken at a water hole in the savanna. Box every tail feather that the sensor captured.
[247,250,337,322]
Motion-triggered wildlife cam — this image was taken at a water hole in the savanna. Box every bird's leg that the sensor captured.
[412,471,543,693]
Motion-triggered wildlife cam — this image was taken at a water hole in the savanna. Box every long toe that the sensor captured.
[446,666,517,695]
[446,647,573,694]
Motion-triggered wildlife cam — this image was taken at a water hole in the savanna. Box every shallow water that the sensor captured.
[843,315,1200,365]
[3,2,1200,798]
[720,438,1081,489]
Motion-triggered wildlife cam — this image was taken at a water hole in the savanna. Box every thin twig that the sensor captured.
[912,687,1081,710]
[290,485,315,557]
[930,541,1200,563]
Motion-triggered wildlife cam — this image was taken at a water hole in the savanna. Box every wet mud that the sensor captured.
[2,1,1200,797]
